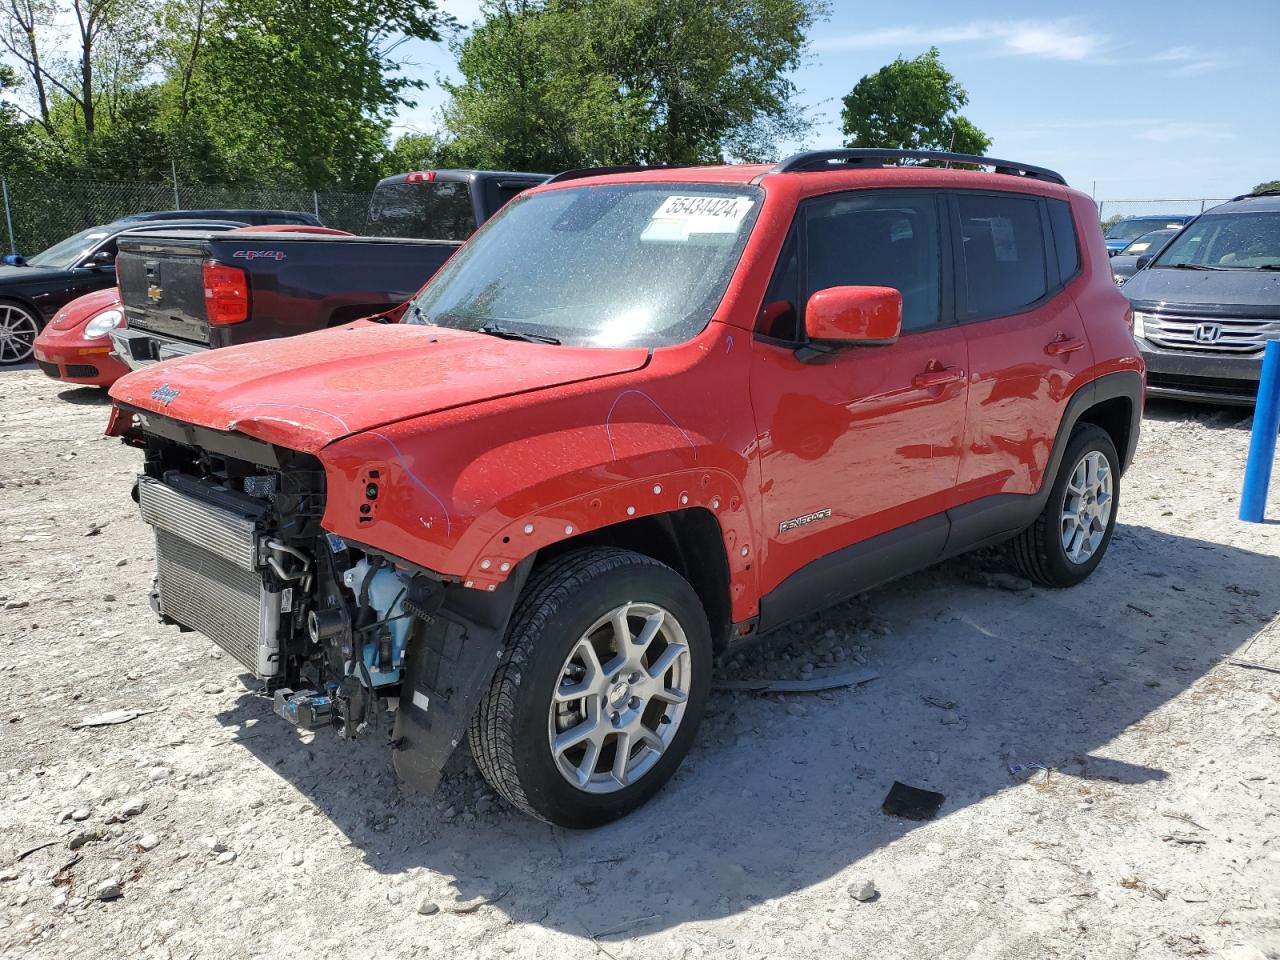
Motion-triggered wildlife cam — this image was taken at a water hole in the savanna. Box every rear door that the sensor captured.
[751,189,969,596]
[953,192,1093,500]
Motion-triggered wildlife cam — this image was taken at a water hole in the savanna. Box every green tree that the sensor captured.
[840,47,991,156]
[182,0,452,188]
[383,132,453,174]
[1253,180,1280,194]
[443,0,823,171]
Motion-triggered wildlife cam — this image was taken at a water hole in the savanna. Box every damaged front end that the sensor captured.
[127,409,528,792]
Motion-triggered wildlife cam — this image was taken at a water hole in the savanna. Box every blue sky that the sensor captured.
[394,0,1280,201]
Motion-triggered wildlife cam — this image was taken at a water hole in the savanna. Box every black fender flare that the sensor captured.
[391,556,535,793]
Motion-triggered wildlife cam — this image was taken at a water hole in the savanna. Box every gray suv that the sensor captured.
[1122,191,1280,405]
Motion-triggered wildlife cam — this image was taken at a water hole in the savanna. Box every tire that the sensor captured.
[469,547,712,828]
[1011,423,1120,587]
[0,299,41,366]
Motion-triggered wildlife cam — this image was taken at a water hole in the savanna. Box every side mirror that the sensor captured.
[1135,255,1152,271]
[88,249,115,269]
[2,253,23,266]
[803,285,902,353]
[1108,249,1118,258]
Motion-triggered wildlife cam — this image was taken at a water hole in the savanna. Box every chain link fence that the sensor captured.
[0,177,373,256]
[1097,198,1232,226]
[0,176,1240,258]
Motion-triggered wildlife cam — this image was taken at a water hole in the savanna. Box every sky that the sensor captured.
[392,0,1280,202]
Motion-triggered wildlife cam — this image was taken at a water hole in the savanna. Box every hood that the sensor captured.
[0,263,69,285]
[1123,267,1280,318]
[50,287,121,330]
[109,322,650,452]
[1110,256,1141,280]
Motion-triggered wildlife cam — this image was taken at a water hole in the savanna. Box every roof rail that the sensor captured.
[761,149,1067,186]
[545,164,682,185]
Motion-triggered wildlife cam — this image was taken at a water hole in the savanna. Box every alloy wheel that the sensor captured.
[547,601,692,794]
[1060,450,1113,564]
[0,304,38,364]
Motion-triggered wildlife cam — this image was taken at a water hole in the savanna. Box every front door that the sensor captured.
[751,190,969,605]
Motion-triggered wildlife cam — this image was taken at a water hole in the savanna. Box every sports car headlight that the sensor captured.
[84,308,124,340]
[1131,311,1151,339]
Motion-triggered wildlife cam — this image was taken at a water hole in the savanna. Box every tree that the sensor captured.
[0,64,38,172]
[840,47,991,156]
[1253,180,1280,194]
[443,0,823,171]
[0,0,153,137]
[188,0,453,187]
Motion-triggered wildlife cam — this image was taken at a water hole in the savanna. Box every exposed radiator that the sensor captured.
[138,476,281,677]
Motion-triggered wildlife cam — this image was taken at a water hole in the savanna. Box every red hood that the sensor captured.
[108,322,650,452]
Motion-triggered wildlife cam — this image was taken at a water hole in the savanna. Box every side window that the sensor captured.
[757,225,800,340]
[804,193,942,333]
[1047,199,1080,282]
[955,193,1048,318]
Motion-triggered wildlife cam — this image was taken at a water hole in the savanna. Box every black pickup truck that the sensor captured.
[111,169,547,367]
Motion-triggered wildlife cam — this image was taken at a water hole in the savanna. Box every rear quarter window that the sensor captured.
[955,193,1049,319]
[1047,199,1081,282]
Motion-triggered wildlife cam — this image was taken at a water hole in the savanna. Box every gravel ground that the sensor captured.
[1,365,1278,960]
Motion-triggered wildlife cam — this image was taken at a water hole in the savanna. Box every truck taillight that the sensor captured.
[203,261,249,325]
[405,170,437,183]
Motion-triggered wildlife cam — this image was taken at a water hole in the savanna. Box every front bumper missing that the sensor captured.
[138,475,282,677]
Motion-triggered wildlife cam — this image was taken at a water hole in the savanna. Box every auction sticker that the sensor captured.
[642,195,755,242]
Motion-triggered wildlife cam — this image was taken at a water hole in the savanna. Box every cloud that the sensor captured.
[812,18,1107,62]
[1137,122,1237,143]
[812,20,1228,76]
[1146,46,1227,76]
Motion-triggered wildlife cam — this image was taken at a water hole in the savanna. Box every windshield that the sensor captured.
[365,181,477,242]
[1153,212,1280,269]
[25,227,109,268]
[1120,229,1178,256]
[406,182,763,348]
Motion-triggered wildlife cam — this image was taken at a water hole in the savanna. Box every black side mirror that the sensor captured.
[1135,255,1152,271]
[87,249,115,270]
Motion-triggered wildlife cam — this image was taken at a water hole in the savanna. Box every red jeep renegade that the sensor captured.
[108,150,1143,827]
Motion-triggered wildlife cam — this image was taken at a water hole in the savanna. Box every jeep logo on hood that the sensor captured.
[150,384,180,406]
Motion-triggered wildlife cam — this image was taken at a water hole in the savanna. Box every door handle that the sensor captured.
[912,366,966,389]
[1045,336,1086,357]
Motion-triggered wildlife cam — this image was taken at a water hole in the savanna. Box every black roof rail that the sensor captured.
[760,149,1067,186]
[545,164,683,185]
[1232,188,1280,201]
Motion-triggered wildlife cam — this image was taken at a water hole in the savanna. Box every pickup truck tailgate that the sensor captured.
[117,234,215,345]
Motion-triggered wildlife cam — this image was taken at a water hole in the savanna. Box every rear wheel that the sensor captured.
[1011,423,1119,587]
[0,301,40,365]
[468,548,711,828]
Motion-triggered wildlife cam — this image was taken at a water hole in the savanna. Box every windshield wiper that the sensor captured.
[1160,263,1227,271]
[476,322,561,345]
[1252,263,1280,271]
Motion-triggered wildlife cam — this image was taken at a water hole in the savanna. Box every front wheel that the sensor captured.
[469,548,712,828]
[1011,423,1120,587]
[0,300,40,365]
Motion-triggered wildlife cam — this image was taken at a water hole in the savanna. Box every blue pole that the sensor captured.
[1240,339,1280,522]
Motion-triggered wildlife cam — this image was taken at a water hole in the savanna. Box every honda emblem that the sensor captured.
[1192,322,1222,344]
